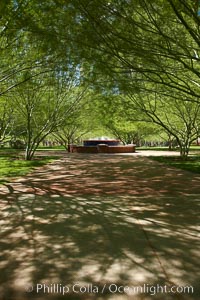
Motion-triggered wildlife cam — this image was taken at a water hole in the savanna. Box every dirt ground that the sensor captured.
[0,152,199,300]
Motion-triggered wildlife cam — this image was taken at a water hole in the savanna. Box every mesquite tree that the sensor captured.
[9,71,88,160]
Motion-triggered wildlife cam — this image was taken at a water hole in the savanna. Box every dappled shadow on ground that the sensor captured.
[0,154,200,199]
[0,154,200,300]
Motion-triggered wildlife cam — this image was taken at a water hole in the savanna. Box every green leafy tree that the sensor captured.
[72,0,200,101]
[0,98,14,144]
[127,90,200,157]
[8,71,87,160]
[91,94,159,145]
[0,1,51,96]
[2,0,200,160]
[52,92,95,151]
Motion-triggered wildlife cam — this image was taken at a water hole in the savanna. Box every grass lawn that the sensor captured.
[0,154,58,184]
[149,155,200,174]
[37,145,66,150]
[139,146,171,151]
[139,145,200,152]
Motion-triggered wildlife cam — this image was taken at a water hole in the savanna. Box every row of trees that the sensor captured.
[72,0,200,157]
[1,0,200,158]
[0,1,90,159]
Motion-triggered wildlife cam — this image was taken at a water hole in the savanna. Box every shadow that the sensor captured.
[0,154,199,300]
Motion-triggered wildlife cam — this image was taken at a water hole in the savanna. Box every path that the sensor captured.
[0,153,200,300]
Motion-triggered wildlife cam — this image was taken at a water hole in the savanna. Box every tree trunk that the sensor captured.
[25,144,35,160]
[179,142,190,159]
[67,137,71,152]
[25,148,33,160]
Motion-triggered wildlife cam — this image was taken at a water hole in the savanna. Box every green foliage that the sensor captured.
[0,97,14,142]
[1,0,200,158]
[7,70,88,160]
[52,90,96,148]
[91,94,161,144]
[127,88,200,156]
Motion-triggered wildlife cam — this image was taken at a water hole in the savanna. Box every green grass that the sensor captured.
[0,156,58,184]
[139,146,200,152]
[189,145,200,151]
[149,155,200,174]
[37,145,65,150]
[139,146,171,151]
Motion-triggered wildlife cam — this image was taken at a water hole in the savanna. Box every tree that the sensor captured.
[0,1,58,149]
[126,89,200,157]
[0,98,14,145]
[8,71,88,160]
[65,0,200,157]
[72,0,200,102]
[90,94,159,145]
[0,1,52,96]
[2,0,200,160]
[52,92,95,151]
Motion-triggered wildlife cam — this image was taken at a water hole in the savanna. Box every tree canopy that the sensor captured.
[1,0,200,158]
